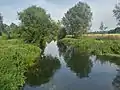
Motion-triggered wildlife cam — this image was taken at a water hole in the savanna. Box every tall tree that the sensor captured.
[113,2,120,25]
[18,6,59,49]
[0,13,4,35]
[99,22,108,32]
[62,1,92,37]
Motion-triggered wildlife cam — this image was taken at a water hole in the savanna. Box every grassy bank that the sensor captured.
[0,39,40,90]
[60,37,120,55]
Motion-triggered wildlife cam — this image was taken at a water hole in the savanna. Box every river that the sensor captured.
[23,41,120,90]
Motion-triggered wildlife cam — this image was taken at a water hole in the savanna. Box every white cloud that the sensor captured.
[86,0,117,31]
[0,0,118,30]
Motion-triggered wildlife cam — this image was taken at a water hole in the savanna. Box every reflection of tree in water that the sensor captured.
[96,55,120,66]
[112,69,120,90]
[64,47,93,78]
[57,41,67,57]
[96,55,120,90]
[24,55,60,86]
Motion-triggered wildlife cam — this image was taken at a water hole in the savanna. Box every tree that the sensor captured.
[113,3,120,25]
[9,23,19,39]
[18,6,58,49]
[62,1,92,37]
[47,20,61,42]
[0,13,4,36]
[99,22,108,33]
[57,27,66,40]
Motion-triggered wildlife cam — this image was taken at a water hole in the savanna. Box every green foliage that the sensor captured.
[57,27,66,40]
[99,22,108,32]
[9,23,21,39]
[0,39,40,90]
[18,6,59,48]
[113,2,120,25]
[62,1,92,37]
[25,55,60,86]
[0,33,8,40]
[60,37,120,55]
[0,13,4,35]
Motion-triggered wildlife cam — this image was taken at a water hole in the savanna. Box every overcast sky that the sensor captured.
[0,0,118,31]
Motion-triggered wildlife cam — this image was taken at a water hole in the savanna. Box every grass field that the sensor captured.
[66,34,120,40]
[85,34,120,40]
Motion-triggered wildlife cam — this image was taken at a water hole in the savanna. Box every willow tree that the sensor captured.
[18,6,59,49]
[62,1,92,37]
[113,2,120,25]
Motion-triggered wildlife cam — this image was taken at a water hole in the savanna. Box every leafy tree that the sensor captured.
[47,20,60,42]
[0,13,4,35]
[3,24,9,30]
[113,2,120,25]
[62,1,92,37]
[99,22,108,33]
[57,27,66,40]
[9,23,19,39]
[18,6,58,49]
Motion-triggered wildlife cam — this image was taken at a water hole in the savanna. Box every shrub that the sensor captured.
[0,39,40,90]
[60,38,120,55]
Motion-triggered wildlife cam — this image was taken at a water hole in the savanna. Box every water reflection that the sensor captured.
[57,41,67,57]
[65,47,93,78]
[112,69,120,90]
[23,41,120,90]
[96,55,120,66]
[24,55,61,86]
[57,42,93,78]
[96,55,120,90]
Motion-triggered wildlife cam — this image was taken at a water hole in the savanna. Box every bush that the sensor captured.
[0,39,40,90]
[60,38,120,55]
[0,33,8,40]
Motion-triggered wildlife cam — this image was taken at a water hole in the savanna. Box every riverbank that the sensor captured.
[60,37,120,56]
[0,39,40,90]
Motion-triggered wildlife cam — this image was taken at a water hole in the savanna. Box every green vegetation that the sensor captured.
[62,1,92,37]
[58,1,120,56]
[0,39,40,90]
[60,37,120,55]
[0,5,61,90]
[113,3,120,25]
[18,6,60,47]
[0,13,4,35]
[57,27,67,40]
[0,0,120,89]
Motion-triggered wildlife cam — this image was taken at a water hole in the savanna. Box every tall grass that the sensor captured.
[0,39,40,90]
[66,34,120,40]
[84,34,120,40]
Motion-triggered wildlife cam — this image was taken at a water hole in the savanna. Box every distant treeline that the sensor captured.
[89,27,120,34]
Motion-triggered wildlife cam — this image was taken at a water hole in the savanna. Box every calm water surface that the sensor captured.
[24,41,120,90]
